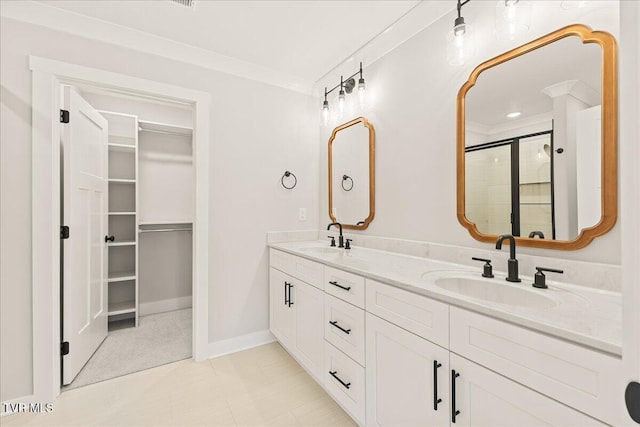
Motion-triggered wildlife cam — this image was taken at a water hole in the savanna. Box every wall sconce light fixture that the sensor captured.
[447,0,475,66]
[495,0,531,40]
[322,62,366,124]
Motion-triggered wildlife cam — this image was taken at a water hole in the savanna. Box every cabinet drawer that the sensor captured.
[324,342,365,425]
[366,279,449,348]
[450,354,607,427]
[450,307,623,425]
[325,294,365,366]
[270,249,323,289]
[324,266,365,308]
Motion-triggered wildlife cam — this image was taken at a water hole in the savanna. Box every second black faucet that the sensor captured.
[495,234,521,282]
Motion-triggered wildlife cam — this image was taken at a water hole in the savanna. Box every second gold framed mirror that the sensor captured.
[457,24,617,250]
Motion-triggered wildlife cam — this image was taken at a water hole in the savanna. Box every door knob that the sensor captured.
[105,235,115,243]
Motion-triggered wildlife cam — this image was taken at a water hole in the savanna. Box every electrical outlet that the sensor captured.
[299,208,307,221]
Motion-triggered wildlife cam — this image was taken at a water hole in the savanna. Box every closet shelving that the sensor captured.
[99,111,194,330]
[102,110,139,328]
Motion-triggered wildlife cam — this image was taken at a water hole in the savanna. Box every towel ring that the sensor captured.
[281,171,297,189]
[341,175,354,191]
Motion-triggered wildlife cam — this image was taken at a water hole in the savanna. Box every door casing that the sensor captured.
[30,56,210,404]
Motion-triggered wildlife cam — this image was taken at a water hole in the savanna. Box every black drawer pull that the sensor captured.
[329,371,351,389]
[329,280,351,291]
[433,360,442,411]
[288,283,294,307]
[284,282,289,305]
[329,320,351,335]
[452,369,461,423]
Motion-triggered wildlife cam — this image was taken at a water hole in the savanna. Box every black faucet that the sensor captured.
[327,222,344,248]
[495,234,521,282]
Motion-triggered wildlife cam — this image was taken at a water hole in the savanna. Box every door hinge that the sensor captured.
[60,109,69,123]
[60,225,70,239]
[61,341,69,356]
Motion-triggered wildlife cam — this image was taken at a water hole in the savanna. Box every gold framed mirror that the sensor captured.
[328,117,375,230]
[457,24,617,250]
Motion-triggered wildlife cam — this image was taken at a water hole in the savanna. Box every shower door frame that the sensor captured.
[465,129,555,239]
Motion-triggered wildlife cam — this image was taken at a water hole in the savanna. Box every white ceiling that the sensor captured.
[35,0,421,83]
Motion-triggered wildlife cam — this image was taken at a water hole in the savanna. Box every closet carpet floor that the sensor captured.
[3,342,357,426]
[63,308,192,391]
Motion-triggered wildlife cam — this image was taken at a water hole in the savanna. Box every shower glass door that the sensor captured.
[518,134,553,239]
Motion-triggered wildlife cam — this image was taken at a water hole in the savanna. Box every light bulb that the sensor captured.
[495,0,531,41]
[357,78,365,107]
[322,100,329,126]
[338,90,346,113]
[447,17,475,66]
[561,1,590,9]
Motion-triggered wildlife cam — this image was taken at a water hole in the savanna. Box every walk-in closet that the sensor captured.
[60,86,195,389]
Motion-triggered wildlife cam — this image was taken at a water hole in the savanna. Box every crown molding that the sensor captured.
[1,1,315,95]
[542,79,600,107]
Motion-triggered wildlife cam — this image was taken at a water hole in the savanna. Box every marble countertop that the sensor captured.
[269,240,622,356]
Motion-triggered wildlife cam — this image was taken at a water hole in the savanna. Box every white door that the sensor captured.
[291,280,324,381]
[61,86,109,385]
[269,268,293,347]
[450,354,607,427]
[366,313,450,427]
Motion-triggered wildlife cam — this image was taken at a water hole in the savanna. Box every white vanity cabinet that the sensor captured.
[268,248,619,426]
[268,265,324,381]
[366,313,450,427]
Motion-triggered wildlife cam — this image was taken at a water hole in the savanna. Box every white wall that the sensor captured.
[318,1,621,265]
[0,17,318,402]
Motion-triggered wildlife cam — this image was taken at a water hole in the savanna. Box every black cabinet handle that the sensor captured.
[105,235,115,243]
[328,281,351,291]
[329,371,351,389]
[433,360,442,411]
[452,369,461,423]
[288,283,294,307]
[329,320,351,335]
[284,282,290,305]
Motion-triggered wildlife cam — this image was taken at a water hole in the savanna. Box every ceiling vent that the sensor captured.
[170,0,195,8]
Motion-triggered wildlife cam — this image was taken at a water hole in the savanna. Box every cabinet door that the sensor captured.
[366,313,449,427]
[450,354,607,427]
[269,268,293,348]
[291,280,325,381]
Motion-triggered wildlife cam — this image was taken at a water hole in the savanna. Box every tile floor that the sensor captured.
[2,342,357,427]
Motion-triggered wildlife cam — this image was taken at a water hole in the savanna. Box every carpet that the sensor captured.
[64,308,192,390]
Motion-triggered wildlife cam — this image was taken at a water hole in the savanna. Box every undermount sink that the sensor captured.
[434,276,557,309]
[300,247,342,255]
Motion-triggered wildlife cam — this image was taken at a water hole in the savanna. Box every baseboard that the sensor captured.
[207,329,276,359]
[139,296,192,317]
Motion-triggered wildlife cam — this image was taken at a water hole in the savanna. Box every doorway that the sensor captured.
[60,84,197,389]
[30,56,210,404]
